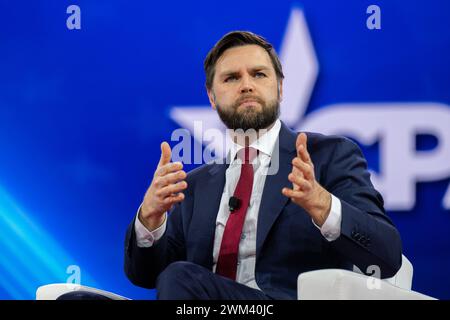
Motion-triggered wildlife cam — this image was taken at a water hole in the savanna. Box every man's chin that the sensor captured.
[237,103,260,112]
[236,107,261,119]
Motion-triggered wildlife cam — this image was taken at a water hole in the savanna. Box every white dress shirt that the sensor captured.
[134,119,342,290]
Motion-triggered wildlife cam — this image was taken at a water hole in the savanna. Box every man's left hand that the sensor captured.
[282,133,332,227]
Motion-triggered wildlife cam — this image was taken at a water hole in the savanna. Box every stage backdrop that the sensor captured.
[0,0,449,299]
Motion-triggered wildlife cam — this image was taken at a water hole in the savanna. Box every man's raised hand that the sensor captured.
[282,133,331,227]
[139,142,187,231]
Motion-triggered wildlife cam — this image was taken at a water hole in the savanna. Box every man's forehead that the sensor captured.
[215,45,272,73]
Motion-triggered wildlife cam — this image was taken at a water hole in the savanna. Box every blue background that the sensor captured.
[0,0,449,299]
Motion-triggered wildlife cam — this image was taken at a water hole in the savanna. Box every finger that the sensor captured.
[292,158,314,181]
[292,164,303,178]
[158,141,172,167]
[298,143,312,165]
[157,170,187,187]
[156,181,188,198]
[288,173,312,191]
[291,152,304,179]
[288,169,303,190]
[282,187,305,199]
[291,164,303,191]
[296,133,307,158]
[163,192,185,205]
[154,162,183,177]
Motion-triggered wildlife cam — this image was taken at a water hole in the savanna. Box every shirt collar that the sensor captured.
[228,119,281,164]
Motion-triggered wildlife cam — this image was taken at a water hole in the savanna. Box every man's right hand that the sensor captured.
[139,141,187,231]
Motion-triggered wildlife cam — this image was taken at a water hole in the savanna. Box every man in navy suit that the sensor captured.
[124,31,402,299]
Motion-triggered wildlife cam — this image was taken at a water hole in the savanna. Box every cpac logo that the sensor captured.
[170,8,450,211]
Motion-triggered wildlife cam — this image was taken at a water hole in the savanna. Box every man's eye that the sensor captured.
[255,72,266,78]
[224,76,237,82]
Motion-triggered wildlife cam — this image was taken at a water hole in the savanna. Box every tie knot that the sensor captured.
[237,147,258,164]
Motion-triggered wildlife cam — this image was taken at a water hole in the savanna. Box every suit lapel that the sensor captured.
[191,161,227,268]
[256,122,297,257]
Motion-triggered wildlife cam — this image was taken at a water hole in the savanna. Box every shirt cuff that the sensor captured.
[134,205,167,248]
[312,194,342,242]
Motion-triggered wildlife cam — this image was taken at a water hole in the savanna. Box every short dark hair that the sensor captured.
[204,31,284,90]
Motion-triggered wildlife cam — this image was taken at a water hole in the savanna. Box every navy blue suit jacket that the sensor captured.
[125,121,402,299]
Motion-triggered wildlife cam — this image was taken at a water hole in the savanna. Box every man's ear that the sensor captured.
[207,88,217,110]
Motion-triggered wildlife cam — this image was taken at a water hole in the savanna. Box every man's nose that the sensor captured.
[240,74,254,93]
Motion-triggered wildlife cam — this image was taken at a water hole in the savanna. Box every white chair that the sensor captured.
[297,255,436,300]
[36,283,128,300]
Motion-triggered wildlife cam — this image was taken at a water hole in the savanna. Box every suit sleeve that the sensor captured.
[323,137,402,278]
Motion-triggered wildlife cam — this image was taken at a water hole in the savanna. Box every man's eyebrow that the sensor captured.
[219,66,271,77]
[250,65,271,71]
[219,70,240,78]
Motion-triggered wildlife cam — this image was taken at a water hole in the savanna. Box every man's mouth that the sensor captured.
[239,99,259,107]
[237,97,262,108]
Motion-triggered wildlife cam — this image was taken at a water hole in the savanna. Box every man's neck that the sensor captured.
[230,120,278,147]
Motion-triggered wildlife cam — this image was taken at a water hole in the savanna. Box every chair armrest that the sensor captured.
[36,283,129,300]
[297,269,436,300]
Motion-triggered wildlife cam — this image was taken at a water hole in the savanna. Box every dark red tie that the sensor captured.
[216,147,257,280]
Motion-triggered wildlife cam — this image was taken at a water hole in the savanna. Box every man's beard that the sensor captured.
[215,95,280,131]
